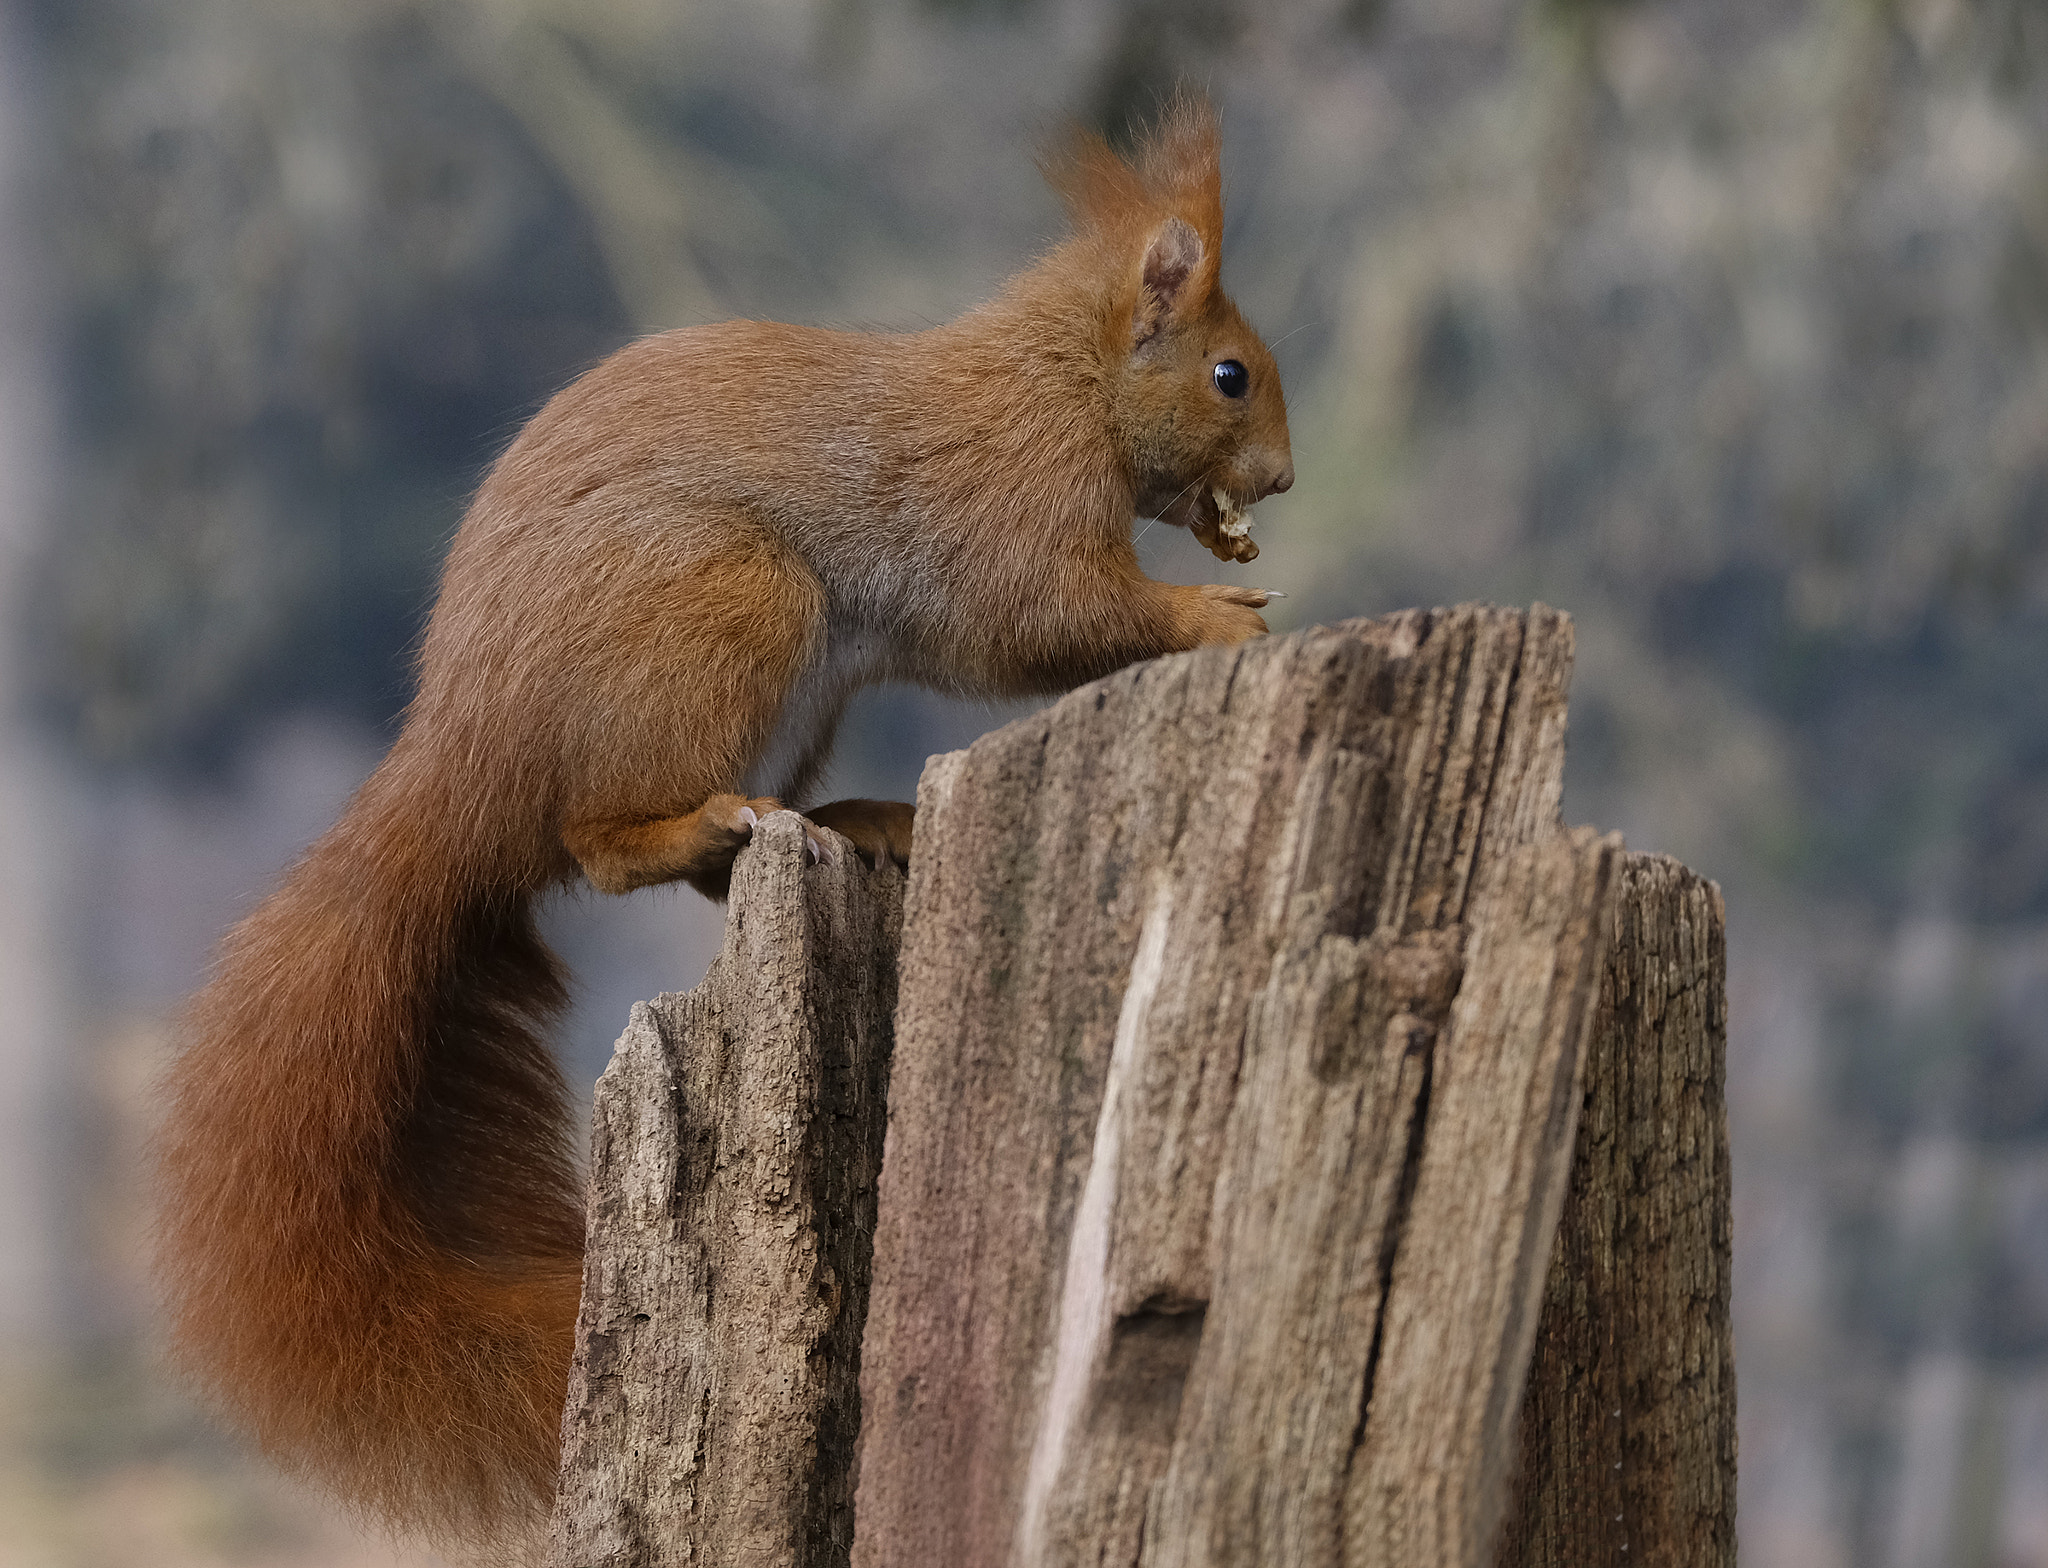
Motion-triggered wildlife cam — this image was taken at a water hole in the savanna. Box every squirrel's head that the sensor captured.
[1043,96,1294,559]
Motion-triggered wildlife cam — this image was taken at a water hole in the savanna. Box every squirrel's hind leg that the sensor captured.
[557,510,838,899]
[564,796,836,899]
[804,797,914,871]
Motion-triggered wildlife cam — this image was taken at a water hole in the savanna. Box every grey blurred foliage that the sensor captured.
[28,0,632,768]
[21,0,2048,1562]
[1314,0,2048,923]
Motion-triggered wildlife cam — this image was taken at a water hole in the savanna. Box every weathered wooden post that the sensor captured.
[547,606,1735,1568]
[549,814,902,1567]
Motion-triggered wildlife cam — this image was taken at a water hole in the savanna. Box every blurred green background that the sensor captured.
[0,0,2045,1562]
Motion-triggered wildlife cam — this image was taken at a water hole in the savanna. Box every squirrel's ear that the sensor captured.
[1133,217,1205,349]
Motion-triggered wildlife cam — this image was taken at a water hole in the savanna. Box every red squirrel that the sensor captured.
[155,96,1294,1542]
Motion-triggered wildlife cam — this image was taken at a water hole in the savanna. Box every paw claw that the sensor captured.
[739,806,758,830]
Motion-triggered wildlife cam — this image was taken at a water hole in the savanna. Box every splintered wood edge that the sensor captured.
[1344,828,1621,1564]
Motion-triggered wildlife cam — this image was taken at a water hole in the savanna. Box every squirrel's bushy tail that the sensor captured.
[155,750,581,1538]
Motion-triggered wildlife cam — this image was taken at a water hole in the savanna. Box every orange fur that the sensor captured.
[155,94,1293,1546]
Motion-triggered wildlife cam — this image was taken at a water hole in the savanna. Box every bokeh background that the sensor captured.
[0,0,2045,1562]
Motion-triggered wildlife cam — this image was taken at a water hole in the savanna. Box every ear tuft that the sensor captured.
[1133,216,1204,348]
[1136,93,1223,213]
[1039,132,1145,235]
[1038,91,1225,256]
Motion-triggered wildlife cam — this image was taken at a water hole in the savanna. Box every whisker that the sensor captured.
[1135,472,1208,553]
[1267,320,1318,353]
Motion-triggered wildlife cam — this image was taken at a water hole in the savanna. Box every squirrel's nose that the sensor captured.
[1260,463,1294,499]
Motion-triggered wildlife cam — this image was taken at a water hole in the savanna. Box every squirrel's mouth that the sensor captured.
[1154,481,1260,564]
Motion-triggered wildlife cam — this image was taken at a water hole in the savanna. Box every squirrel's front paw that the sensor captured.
[1191,583,1274,645]
[1201,584,1276,609]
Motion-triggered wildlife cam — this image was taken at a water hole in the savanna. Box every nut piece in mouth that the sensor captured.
[1198,486,1260,563]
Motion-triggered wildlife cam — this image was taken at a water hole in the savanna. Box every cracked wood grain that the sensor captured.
[851,606,1622,1568]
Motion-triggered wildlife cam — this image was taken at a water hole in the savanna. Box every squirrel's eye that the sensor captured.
[1213,359,1250,398]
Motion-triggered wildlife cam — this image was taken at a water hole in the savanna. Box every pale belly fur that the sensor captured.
[740,617,906,803]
